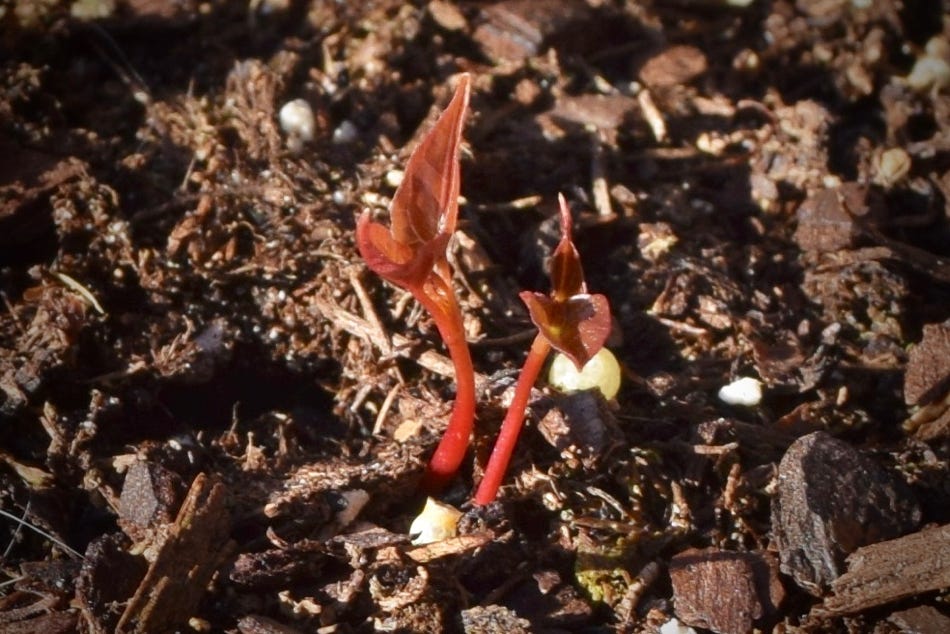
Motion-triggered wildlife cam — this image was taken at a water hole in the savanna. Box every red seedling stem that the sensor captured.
[416,286,477,491]
[473,194,612,505]
[473,333,550,505]
[355,74,475,493]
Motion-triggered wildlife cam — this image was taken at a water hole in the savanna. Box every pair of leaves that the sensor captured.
[356,74,470,311]
[520,194,611,370]
[358,71,609,369]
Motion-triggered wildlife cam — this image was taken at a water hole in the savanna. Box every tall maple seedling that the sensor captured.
[356,74,475,491]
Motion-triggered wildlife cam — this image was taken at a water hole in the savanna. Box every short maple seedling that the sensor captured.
[474,194,612,506]
[356,74,475,492]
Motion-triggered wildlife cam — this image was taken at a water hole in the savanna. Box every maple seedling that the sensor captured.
[356,74,475,492]
[473,194,612,506]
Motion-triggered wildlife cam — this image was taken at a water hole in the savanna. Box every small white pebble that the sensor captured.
[925,35,950,60]
[279,99,315,142]
[548,348,622,400]
[332,120,359,145]
[906,55,950,92]
[718,376,764,407]
[331,190,346,205]
[873,147,911,187]
[659,617,698,634]
[385,169,404,188]
[409,497,462,545]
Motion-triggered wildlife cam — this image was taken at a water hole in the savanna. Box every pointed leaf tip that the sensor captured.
[522,193,612,369]
[549,195,586,302]
[390,73,470,252]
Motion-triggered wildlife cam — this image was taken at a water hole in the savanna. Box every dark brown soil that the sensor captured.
[1,1,949,633]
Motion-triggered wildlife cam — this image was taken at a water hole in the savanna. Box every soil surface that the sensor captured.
[1,1,949,633]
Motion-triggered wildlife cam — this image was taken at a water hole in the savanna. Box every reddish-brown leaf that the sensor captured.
[549,193,586,301]
[520,194,611,370]
[356,73,471,297]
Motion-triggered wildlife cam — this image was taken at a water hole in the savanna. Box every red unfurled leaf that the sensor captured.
[356,74,477,493]
[356,74,471,296]
[521,194,611,369]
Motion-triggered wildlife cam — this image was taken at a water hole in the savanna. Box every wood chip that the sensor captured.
[670,548,783,634]
[116,474,230,633]
[888,605,950,634]
[772,432,921,595]
[904,321,950,407]
[793,187,859,252]
[472,0,589,63]
[638,45,708,87]
[817,523,950,616]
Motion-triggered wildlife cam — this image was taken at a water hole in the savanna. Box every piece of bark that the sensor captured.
[772,432,921,595]
[638,45,708,87]
[536,390,620,468]
[888,605,950,634]
[118,461,185,539]
[0,140,85,251]
[816,523,950,615]
[76,533,148,634]
[472,0,590,63]
[904,321,950,407]
[116,474,230,634]
[793,187,860,253]
[0,611,78,634]
[546,93,639,133]
[903,392,950,441]
[264,438,426,520]
[461,605,531,634]
[669,548,784,634]
[237,614,305,634]
[17,560,81,598]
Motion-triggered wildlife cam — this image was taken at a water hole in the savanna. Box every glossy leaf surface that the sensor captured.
[356,74,470,297]
[520,194,611,369]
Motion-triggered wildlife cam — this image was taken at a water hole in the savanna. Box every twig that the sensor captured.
[373,383,402,435]
[0,508,84,560]
[469,195,543,213]
[651,316,710,339]
[637,89,667,143]
[350,270,393,356]
[0,291,24,336]
[590,130,614,218]
[311,293,489,386]
[51,271,105,314]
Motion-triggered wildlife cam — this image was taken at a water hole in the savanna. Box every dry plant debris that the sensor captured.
[1,0,949,632]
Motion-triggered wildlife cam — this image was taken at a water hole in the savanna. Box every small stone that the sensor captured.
[332,120,359,145]
[717,377,763,407]
[873,148,911,188]
[428,0,467,31]
[659,618,698,634]
[409,497,462,545]
[906,51,950,92]
[772,432,921,595]
[279,99,315,142]
[385,169,404,188]
[118,461,185,536]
